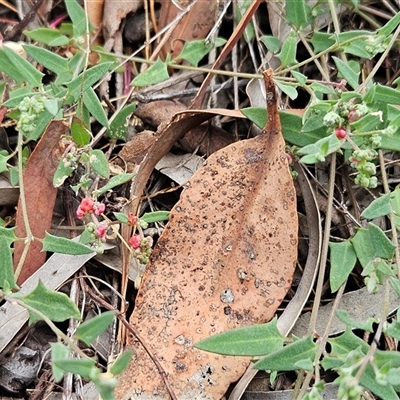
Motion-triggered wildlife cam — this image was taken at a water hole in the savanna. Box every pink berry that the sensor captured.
[80,197,94,212]
[128,213,138,226]
[94,202,106,215]
[335,127,347,139]
[76,205,85,219]
[95,223,107,238]
[129,234,141,249]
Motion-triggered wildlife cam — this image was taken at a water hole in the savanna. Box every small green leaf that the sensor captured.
[42,232,94,255]
[113,212,129,224]
[285,0,308,29]
[53,358,97,380]
[51,342,70,382]
[332,56,359,89]
[0,236,18,290]
[76,311,115,346]
[275,80,298,100]
[94,173,135,196]
[89,149,109,178]
[64,0,93,37]
[350,223,396,268]
[131,59,169,87]
[25,109,55,141]
[65,62,113,104]
[109,349,133,375]
[107,103,136,140]
[310,31,335,53]
[53,158,75,188]
[336,309,376,332]
[291,71,307,86]
[195,317,285,356]
[361,193,391,219]
[254,336,317,371]
[176,38,226,67]
[23,28,70,46]
[277,32,297,67]
[329,240,357,292]
[141,211,170,223]
[23,45,70,77]
[21,280,81,324]
[260,35,280,53]
[83,87,109,127]
[384,320,400,340]
[71,116,91,146]
[0,226,17,245]
[0,151,10,173]
[0,46,44,87]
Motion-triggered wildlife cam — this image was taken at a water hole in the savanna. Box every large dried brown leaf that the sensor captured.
[13,120,68,285]
[116,70,298,399]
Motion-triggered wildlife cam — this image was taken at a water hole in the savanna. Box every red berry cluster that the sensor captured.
[76,198,106,220]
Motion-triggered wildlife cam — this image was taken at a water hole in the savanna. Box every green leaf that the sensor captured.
[64,0,93,37]
[131,59,169,87]
[113,212,129,224]
[384,320,400,340]
[0,151,10,173]
[310,31,335,53]
[0,236,18,290]
[23,28,70,46]
[336,31,376,59]
[260,35,280,53]
[89,149,109,178]
[326,329,399,400]
[361,193,391,219]
[374,84,400,105]
[285,0,308,29]
[71,116,91,146]
[51,342,70,382]
[76,311,115,346]
[53,158,75,187]
[23,45,71,78]
[336,309,376,332]
[0,46,44,87]
[350,223,396,268]
[254,336,317,371]
[83,87,109,127]
[107,103,136,141]
[53,358,97,380]
[42,232,94,255]
[329,240,357,292]
[377,11,400,36]
[277,32,297,67]
[195,317,285,356]
[94,173,135,196]
[390,189,400,230]
[21,280,81,324]
[141,211,170,223]
[177,38,226,67]
[291,71,307,86]
[109,349,133,375]
[65,62,113,104]
[0,226,17,245]
[25,109,55,141]
[275,80,298,100]
[332,56,359,89]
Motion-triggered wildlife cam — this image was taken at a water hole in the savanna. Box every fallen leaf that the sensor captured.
[157,1,217,60]
[116,70,298,399]
[13,120,68,285]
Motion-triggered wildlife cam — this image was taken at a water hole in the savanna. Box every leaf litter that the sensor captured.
[116,70,298,399]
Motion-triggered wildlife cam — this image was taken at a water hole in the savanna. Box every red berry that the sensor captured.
[76,205,85,219]
[80,197,94,212]
[95,223,107,238]
[129,234,141,249]
[335,127,347,139]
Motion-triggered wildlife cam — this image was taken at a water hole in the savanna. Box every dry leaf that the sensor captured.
[157,0,217,60]
[116,70,298,399]
[13,120,68,285]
